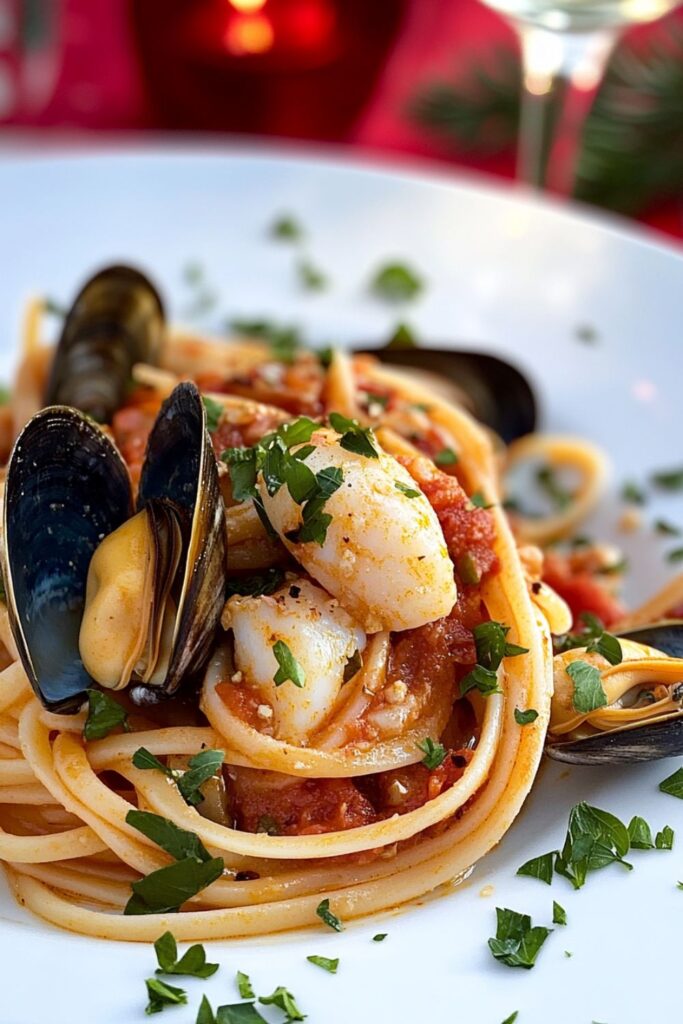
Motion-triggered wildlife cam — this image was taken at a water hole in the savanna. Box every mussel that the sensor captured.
[3,382,226,713]
[44,265,165,423]
[546,622,683,765]
[362,346,537,444]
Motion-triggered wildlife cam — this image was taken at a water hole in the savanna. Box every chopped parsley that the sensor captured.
[660,767,683,799]
[197,994,216,1024]
[434,447,458,466]
[124,811,224,915]
[370,262,423,302]
[654,518,681,537]
[297,259,328,291]
[501,1014,519,1024]
[132,747,224,808]
[259,987,305,1022]
[459,663,501,697]
[372,933,387,941]
[621,480,646,505]
[216,1003,267,1023]
[416,737,447,769]
[256,815,280,836]
[228,318,304,364]
[145,977,187,1015]
[514,708,539,726]
[552,901,567,926]
[202,395,223,433]
[554,614,622,666]
[272,640,305,688]
[555,803,632,889]
[306,955,339,973]
[566,660,608,713]
[154,931,218,979]
[270,214,303,241]
[395,479,420,498]
[286,464,344,546]
[236,971,255,999]
[460,621,528,697]
[470,491,493,508]
[487,906,552,969]
[517,852,555,885]
[536,465,573,510]
[329,411,379,459]
[316,898,343,932]
[384,322,418,349]
[628,815,655,850]
[667,547,683,564]
[226,568,285,599]
[656,825,674,849]
[0,384,10,405]
[83,689,129,741]
[651,466,683,491]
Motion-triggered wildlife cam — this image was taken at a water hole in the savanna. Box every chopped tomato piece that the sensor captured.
[543,552,625,629]
[111,399,161,488]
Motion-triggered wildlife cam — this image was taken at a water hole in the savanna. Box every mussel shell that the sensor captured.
[3,408,133,712]
[361,347,537,444]
[546,621,683,765]
[44,265,164,423]
[137,382,226,696]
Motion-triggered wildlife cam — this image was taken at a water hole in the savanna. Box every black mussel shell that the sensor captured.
[3,408,133,712]
[137,382,226,697]
[362,347,537,443]
[44,265,164,423]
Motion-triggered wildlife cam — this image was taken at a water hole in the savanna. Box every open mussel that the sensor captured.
[44,265,165,423]
[3,409,133,712]
[546,622,683,765]
[4,382,226,713]
[362,346,537,443]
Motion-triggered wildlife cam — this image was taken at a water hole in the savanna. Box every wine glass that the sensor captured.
[478,0,680,191]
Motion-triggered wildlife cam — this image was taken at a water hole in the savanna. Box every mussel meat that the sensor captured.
[546,621,683,765]
[44,265,165,423]
[3,382,227,713]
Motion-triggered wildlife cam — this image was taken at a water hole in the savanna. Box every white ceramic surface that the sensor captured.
[0,147,681,1024]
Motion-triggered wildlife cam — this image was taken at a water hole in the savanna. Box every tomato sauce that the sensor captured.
[542,551,625,628]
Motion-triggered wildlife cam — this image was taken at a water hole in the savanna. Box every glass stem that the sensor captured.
[516,26,618,194]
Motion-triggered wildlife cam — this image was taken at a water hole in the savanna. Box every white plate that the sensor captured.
[0,147,681,1024]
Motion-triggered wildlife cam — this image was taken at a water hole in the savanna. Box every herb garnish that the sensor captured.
[83,689,129,741]
[272,640,305,688]
[566,660,608,714]
[394,479,420,498]
[316,898,343,932]
[621,480,646,505]
[517,852,555,884]
[306,955,339,973]
[228,318,304,364]
[329,411,379,459]
[416,737,448,769]
[553,612,622,661]
[470,491,493,508]
[487,907,552,969]
[197,994,216,1024]
[552,901,567,926]
[226,568,285,599]
[259,987,305,1022]
[270,214,303,241]
[655,518,681,537]
[145,977,187,1015]
[372,933,387,942]
[202,395,223,433]
[434,447,458,466]
[460,622,528,697]
[216,1003,267,1023]
[667,547,683,564]
[371,262,423,302]
[286,465,344,546]
[501,1014,519,1024]
[237,971,255,999]
[660,767,683,798]
[298,259,327,291]
[514,708,539,725]
[536,465,573,510]
[154,931,218,979]
[651,466,683,491]
[124,810,224,915]
[384,322,418,349]
[132,747,224,807]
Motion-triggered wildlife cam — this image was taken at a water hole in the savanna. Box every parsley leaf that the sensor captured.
[585,631,623,666]
[536,465,573,510]
[226,568,285,599]
[270,214,303,241]
[286,465,344,545]
[216,1003,268,1023]
[145,977,187,1015]
[202,395,223,433]
[307,955,339,973]
[394,479,420,498]
[259,987,305,1022]
[154,931,219,979]
[83,689,129,741]
[223,447,258,502]
[552,901,567,926]
[656,825,674,849]
[273,640,305,688]
[517,852,555,884]
[514,708,539,725]
[236,971,255,999]
[553,612,606,654]
[554,802,631,890]
[667,547,683,564]
[371,262,423,302]
[621,480,646,505]
[329,411,379,459]
[177,749,225,807]
[298,259,327,291]
[655,518,681,537]
[566,660,608,713]
[126,810,212,862]
[628,815,654,850]
[651,466,683,491]
[316,898,343,932]
[474,621,529,672]
[384,322,418,349]
[416,737,447,769]
[660,767,683,799]
[470,491,493,508]
[460,663,501,697]
[372,933,387,942]
[488,907,552,969]
[501,1014,519,1024]
[434,447,458,466]
[197,994,216,1024]
[133,748,171,775]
